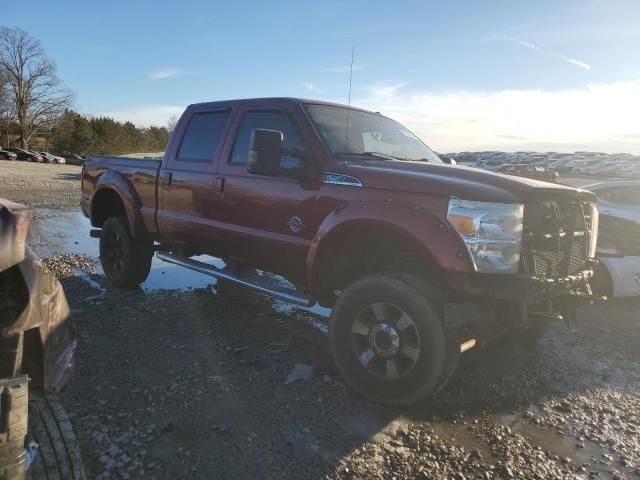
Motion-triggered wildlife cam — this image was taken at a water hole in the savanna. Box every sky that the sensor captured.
[5,0,640,153]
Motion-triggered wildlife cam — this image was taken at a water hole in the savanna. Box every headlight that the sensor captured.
[447,198,524,274]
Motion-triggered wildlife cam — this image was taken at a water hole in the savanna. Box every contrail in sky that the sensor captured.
[509,37,592,70]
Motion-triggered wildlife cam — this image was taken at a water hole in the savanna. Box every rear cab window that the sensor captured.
[177,111,230,162]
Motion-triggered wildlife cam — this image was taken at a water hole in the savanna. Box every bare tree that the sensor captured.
[0,27,72,148]
[167,114,178,133]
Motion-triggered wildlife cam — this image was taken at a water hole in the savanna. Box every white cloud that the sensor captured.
[304,83,324,94]
[149,68,182,80]
[508,37,592,70]
[99,105,185,127]
[354,80,640,154]
[365,82,409,98]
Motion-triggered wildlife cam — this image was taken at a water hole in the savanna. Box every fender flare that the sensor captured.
[89,171,145,235]
[305,201,472,292]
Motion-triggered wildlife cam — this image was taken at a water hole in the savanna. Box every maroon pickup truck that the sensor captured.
[81,97,601,406]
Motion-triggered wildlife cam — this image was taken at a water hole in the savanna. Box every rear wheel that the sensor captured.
[329,273,450,406]
[27,394,86,480]
[100,216,153,288]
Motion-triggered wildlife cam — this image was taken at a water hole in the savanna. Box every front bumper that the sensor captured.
[445,259,597,303]
[443,262,601,342]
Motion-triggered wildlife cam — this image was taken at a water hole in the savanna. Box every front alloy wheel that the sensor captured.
[351,302,421,380]
[329,273,450,406]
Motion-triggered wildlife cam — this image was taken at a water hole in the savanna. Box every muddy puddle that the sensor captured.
[29,209,331,323]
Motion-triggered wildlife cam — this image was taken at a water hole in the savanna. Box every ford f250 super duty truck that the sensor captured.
[81,98,601,406]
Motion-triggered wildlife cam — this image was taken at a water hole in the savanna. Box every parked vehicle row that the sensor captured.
[497,163,560,183]
[0,147,84,164]
[451,151,640,179]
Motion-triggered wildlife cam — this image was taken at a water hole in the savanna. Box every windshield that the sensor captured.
[304,104,442,163]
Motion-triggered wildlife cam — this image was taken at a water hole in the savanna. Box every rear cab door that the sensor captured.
[158,102,238,251]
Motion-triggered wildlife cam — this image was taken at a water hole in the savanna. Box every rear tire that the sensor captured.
[100,216,153,288]
[27,394,86,480]
[329,273,449,406]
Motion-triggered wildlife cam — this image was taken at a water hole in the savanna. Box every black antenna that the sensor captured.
[343,45,355,166]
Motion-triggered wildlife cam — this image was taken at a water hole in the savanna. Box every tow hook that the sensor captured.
[569,290,608,304]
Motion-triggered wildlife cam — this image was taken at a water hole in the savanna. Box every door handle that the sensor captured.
[165,172,173,186]
[215,177,225,195]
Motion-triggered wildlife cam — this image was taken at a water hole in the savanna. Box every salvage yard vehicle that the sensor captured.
[497,163,560,184]
[38,152,66,164]
[0,198,85,479]
[587,181,640,298]
[0,149,18,161]
[5,149,43,163]
[81,98,601,406]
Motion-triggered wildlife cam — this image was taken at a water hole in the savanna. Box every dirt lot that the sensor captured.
[2,161,640,479]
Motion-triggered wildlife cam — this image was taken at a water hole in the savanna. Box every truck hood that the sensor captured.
[346,160,595,203]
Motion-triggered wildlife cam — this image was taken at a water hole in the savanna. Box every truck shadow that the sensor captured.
[57,272,640,479]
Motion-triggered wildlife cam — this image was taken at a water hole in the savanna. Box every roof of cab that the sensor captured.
[187,97,379,115]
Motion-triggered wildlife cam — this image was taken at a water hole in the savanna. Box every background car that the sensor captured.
[586,181,640,298]
[497,163,560,183]
[6,148,44,162]
[39,151,66,164]
[63,154,85,165]
[0,198,86,479]
[0,149,18,160]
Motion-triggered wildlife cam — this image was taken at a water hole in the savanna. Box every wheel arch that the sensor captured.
[308,219,446,305]
[89,172,146,236]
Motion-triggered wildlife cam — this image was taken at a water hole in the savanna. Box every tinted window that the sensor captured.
[177,111,229,162]
[230,110,303,168]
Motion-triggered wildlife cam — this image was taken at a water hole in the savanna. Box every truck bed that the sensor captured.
[81,156,162,234]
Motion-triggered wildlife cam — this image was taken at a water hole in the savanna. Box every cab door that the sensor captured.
[211,101,322,284]
[158,104,235,251]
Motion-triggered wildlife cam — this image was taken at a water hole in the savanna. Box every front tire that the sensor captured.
[100,216,153,288]
[27,394,86,480]
[329,273,449,406]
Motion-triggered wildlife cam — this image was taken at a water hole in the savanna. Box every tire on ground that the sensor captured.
[100,216,153,288]
[27,394,86,480]
[329,273,449,406]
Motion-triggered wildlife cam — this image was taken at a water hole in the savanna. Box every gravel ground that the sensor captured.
[7,161,640,479]
[0,160,82,209]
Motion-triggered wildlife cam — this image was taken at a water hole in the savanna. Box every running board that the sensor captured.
[155,251,315,307]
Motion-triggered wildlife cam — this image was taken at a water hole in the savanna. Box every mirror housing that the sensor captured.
[248,128,314,181]
[248,128,283,177]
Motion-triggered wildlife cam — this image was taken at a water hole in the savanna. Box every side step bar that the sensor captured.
[156,251,315,308]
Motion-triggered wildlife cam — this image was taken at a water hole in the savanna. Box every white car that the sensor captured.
[586,181,640,298]
[39,151,66,164]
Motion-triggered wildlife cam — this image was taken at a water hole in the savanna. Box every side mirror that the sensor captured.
[248,128,283,177]
[248,128,314,180]
[440,155,456,165]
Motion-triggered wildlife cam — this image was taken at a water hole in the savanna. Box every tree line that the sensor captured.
[0,27,170,154]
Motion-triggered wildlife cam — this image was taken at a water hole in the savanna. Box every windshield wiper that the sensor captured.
[342,151,399,161]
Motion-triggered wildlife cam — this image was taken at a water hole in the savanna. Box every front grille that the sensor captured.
[522,199,594,279]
